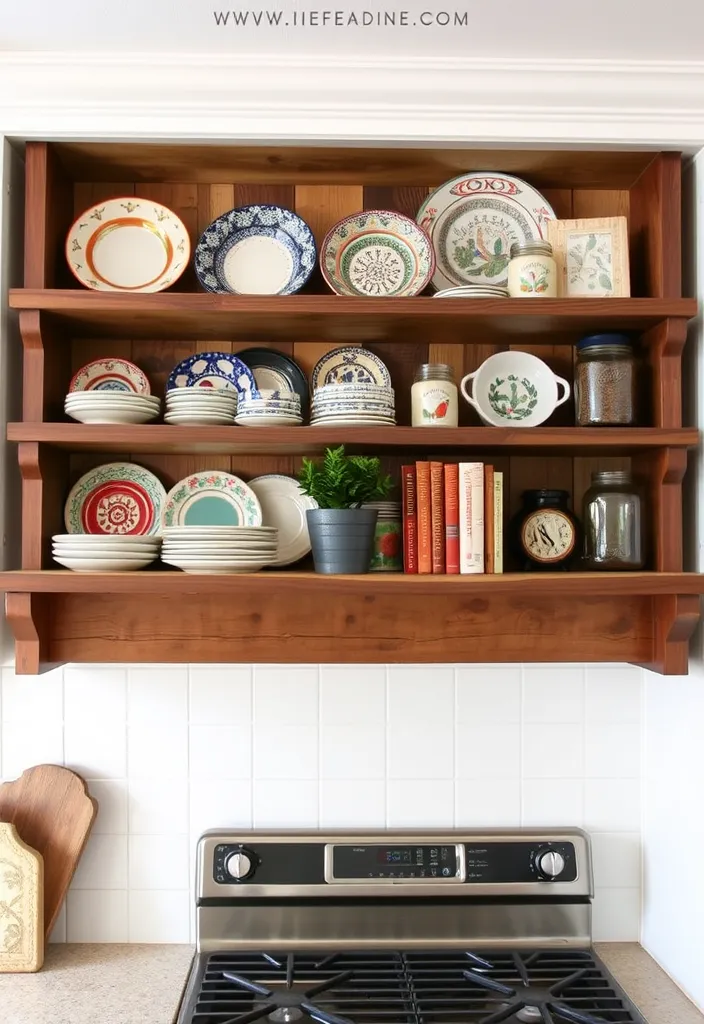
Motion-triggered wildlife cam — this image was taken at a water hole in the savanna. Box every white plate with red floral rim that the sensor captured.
[161,471,263,529]
[66,197,190,293]
[417,172,556,292]
[69,358,152,393]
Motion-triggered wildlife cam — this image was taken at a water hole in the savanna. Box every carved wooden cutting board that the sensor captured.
[0,822,44,972]
[0,766,97,938]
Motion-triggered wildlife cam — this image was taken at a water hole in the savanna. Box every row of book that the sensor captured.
[402,462,503,575]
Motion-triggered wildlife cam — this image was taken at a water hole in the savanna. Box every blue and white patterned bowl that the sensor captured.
[195,205,316,296]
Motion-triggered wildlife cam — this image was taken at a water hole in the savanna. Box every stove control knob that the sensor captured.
[535,849,565,879]
[225,849,254,881]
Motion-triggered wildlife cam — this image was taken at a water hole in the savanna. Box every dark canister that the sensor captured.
[509,489,581,572]
[583,470,644,570]
[575,333,637,426]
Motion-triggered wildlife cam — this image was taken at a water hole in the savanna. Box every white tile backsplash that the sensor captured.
[188,666,252,724]
[386,779,454,827]
[253,778,319,826]
[2,718,64,778]
[521,778,584,826]
[455,779,521,826]
[456,722,520,779]
[2,661,643,943]
[523,666,585,722]
[320,780,386,827]
[456,666,522,722]
[191,723,251,779]
[522,723,584,778]
[129,778,188,835]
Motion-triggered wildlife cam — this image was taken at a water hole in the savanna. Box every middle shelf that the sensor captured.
[8,424,700,455]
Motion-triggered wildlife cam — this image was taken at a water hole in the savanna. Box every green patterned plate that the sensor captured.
[321,210,434,297]
[161,471,263,528]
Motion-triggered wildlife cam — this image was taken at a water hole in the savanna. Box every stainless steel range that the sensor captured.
[178,829,644,1024]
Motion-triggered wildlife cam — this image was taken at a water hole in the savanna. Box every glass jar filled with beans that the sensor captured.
[574,334,638,426]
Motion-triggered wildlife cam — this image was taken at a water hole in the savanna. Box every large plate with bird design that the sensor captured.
[417,172,556,292]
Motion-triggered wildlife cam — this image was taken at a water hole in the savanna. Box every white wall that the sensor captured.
[4,0,704,60]
[640,152,704,1011]
[0,660,643,944]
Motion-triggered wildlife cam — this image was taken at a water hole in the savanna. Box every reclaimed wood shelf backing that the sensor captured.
[3,141,702,674]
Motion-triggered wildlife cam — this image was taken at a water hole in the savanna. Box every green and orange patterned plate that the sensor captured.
[320,210,434,298]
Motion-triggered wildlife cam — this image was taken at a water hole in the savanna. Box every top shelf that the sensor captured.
[9,291,698,343]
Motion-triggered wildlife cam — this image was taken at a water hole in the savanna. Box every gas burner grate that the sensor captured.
[187,951,643,1024]
[193,952,414,1024]
[406,950,641,1023]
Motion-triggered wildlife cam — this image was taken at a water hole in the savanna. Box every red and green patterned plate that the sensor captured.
[64,462,167,536]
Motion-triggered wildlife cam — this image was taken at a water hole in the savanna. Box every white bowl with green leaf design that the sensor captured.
[460,351,570,427]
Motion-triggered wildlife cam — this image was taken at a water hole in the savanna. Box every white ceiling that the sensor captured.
[3,0,704,58]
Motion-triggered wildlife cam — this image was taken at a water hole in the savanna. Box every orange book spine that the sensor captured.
[444,464,460,574]
[430,461,445,574]
[416,461,432,575]
[401,465,418,574]
[484,465,495,574]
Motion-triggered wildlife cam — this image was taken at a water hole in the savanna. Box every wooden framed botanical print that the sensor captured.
[547,216,630,297]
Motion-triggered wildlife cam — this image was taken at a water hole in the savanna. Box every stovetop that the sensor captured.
[180,949,645,1024]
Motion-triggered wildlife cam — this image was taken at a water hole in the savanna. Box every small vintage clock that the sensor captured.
[511,489,581,571]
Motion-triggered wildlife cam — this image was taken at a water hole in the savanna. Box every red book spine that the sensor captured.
[401,465,418,574]
[444,464,460,574]
[415,461,432,575]
[430,461,445,574]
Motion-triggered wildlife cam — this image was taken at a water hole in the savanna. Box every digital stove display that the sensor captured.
[331,844,460,880]
[378,849,413,864]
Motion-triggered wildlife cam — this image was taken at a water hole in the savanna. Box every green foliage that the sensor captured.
[298,445,393,509]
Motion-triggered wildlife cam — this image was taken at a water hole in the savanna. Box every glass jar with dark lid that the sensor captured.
[583,470,644,570]
[575,333,637,426]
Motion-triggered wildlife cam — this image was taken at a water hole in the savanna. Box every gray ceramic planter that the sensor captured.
[306,508,378,574]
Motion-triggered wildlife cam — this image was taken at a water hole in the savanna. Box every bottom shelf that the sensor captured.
[1,571,702,675]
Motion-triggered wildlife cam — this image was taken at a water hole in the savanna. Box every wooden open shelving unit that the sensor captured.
[2,141,703,674]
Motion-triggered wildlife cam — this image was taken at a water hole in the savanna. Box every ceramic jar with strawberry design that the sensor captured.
[507,241,557,298]
[411,364,458,427]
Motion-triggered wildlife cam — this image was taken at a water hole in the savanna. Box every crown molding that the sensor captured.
[2,51,704,145]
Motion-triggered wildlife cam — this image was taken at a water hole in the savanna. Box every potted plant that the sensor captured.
[298,445,393,574]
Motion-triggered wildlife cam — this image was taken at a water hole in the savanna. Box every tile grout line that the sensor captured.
[581,664,587,830]
[452,665,458,827]
[125,666,132,942]
[250,665,256,828]
[317,664,322,828]
[384,665,390,828]
[519,664,525,826]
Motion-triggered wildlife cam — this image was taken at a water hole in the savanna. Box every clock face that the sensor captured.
[521,510,575,563]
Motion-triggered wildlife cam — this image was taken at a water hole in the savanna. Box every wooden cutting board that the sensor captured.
[0,765,98,938]
[0,822,44,972]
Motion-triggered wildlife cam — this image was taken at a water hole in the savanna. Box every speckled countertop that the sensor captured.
[0,942,701,1024]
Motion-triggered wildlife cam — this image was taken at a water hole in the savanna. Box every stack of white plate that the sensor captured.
[161,526,279,574]
[52,533,161,572]
[164,389,238,425]
[310,384,396,426]
[362,501,401,521]
[433,285,510,299]
[64,392,161,424]
[235,390,303,426]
